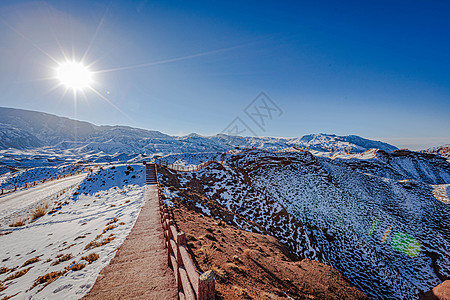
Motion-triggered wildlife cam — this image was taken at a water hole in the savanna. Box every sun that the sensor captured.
[56,61,93,90]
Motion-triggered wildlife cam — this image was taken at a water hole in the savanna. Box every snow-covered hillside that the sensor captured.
[0,164,145,299]
[159,149,450,300]
[0,124,43,150]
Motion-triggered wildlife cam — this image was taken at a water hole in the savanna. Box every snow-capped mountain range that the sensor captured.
[0,107,397,156]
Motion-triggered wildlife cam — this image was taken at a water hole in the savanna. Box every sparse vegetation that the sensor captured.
[0,267,11,274]
[102,225,116,234]
[68,263,85,271]
[51,254,73,266]
[106,218,118,226]
[1,292,19,300]
[199,247,212,266]
[0,281,6,292]
[4,267,31,281]
[21,257,40,267]
[81,253,99,264]
[33,271,66,288]
[31,204,48,220]
[9,219,27,227]
[211,265,227,283]
[84,235,115,250]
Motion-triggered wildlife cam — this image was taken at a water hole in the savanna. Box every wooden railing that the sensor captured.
[159,196,215,300]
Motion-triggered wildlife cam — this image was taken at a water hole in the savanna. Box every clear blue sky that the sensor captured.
[0,0,449,149]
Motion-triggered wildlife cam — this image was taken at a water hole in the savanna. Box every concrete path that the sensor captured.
[84,185,177,300]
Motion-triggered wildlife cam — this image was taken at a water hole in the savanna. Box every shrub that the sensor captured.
[84,235,115,250]
[68,263,85,271]
[106,218,118,226]
[81,253,99,264]
[9,219,27,227]
[22,257,40,267]
[51,254,73,266]
[4,268,31,281]
[211,265,227,283]
[33,271,66,288]
[102,225,116,234]
[31,204,48,220]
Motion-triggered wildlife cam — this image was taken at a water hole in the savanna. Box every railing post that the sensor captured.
[168,219,174,267]
[176,232,185,292]
[198,270,215,300]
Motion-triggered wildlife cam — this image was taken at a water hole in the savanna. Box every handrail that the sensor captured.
[144,162,215,299]
[159,202,215,300]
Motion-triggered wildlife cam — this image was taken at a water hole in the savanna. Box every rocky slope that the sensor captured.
[169,199,368,299]
[158,149,450,299]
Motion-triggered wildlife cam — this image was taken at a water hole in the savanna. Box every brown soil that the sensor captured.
[170,204,368,300]
[83,185,177,300]
[419,280,450,300]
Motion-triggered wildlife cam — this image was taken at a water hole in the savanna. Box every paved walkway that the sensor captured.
[84,184,177,300]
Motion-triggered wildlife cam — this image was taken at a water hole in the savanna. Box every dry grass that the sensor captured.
[81,253,99,264]
[259,291,281,299]
[211,264,227,283]
[4,267,31,281]
[74,235,86,240]
[9,219,27,227]
[51,254,73,266]
[31,204,48,220]
[1,293,19,300]
[33,271,66,288]
[198,247,213,267]
[102,225,116,234]
[84,235,115,250]
[233,285,252,299]
[106,218,118,226]
[243,248,252,258]
[68,263,85,271]
[226,262,240,272]
[21,257,40,268]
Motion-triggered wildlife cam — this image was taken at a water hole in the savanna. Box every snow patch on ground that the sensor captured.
[0,164,145,300]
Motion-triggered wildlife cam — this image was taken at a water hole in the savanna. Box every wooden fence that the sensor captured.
[158,194,215,300]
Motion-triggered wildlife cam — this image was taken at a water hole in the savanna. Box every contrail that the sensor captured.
[94,43,250,74]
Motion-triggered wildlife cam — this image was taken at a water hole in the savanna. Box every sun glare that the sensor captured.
[56,61,93,90]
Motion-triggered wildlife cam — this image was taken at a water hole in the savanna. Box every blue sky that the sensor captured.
[0,0,449,149]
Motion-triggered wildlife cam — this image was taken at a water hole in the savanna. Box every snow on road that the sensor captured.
[0,173,87,226]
